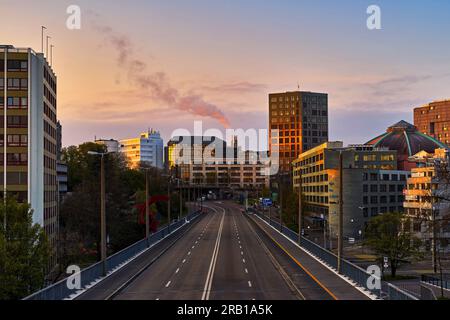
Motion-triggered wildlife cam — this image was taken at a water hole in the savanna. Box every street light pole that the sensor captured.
[279,174,283,232]
[337,151,344,274]
[179,179,182,220]
[88,151,108,276]
[298,169,303,246]
[145,169,150,242]
[100,154,107,276]
[167,176,171,233]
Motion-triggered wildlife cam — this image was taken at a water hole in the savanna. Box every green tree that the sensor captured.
[364,212,422,278]
[0,197,49,300]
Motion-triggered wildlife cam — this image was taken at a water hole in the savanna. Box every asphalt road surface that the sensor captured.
[77,201,364,300]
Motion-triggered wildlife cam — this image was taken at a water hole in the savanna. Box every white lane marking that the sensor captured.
[242,259,246,263]
[175,268,180,274]
[188,251,191,256]
[156,298,160,300]
[248,281,252,288]
[241,251,244,256]
[245,268,248,274]
[165,281,171,288]
[201,206,225,301]
[182,259,186,264]
[192,246,195,249]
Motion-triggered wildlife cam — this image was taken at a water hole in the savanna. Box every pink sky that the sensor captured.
[1,0,449,148]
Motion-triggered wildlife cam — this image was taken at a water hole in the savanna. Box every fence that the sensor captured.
[421,274,450,290]
[24,211,201,300]
[253,209,418,300]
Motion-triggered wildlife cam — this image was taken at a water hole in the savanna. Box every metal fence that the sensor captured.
[24,211,201,300]
[253,210,418,300]
[421,274,450,290]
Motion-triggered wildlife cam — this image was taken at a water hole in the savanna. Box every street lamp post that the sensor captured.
[145,169,150,244]
[337,151,344,274]
[87,151,108,276]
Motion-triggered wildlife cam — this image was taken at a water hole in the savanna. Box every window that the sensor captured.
[7,116,28,128]
[7,97,27,109]
[7,60,27,72]
[380,184,387,192]
[7,153,28,165]
[381,154,394,161]
[363,154,377,161]
[370,185,378,192]
[0,78,3,89]
[370,196,378,204]
[7,134,28,147]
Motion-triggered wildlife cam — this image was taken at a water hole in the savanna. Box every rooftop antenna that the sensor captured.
[50,44,54,66]
[41,26,47,53]
[297,82,300,90]
[46,35,51,58]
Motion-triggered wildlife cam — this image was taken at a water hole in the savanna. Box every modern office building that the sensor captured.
[165,136,227,170]
[120,130,163,169]
[269,91,328,173]
[366,120,446,171]
[414,100,450,146]
[1,45,58,265]
[293,142,410,238]
[95,138,120,153]
[403,148,450,253]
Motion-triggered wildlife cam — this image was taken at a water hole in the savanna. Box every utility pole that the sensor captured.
[145,169,150,243]
[337,151,344,274]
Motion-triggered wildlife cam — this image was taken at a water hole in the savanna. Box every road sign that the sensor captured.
[262,198,273,207]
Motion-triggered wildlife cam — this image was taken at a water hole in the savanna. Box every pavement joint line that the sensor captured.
[201,205,226,300]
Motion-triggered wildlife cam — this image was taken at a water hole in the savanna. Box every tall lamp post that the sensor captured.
[87,151,108,276]
[145,169,150,245]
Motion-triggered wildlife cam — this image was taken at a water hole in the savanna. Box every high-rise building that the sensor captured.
[120,130,163,169]
[293,142,410,238]
[414,100,450,146]
[95,138,120,153]
[1,45,58,265]
[269,91,328,173]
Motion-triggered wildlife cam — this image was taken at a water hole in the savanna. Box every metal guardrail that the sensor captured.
[252,209,418,300]
[421,274,450,290]
[24,211,202,300]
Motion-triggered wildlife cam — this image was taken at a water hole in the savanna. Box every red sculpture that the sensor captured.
[135,195,169,232]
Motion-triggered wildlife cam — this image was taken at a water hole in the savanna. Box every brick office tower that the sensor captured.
[1,45,58,268]
[269,91,328,174]
[414,100,450,146]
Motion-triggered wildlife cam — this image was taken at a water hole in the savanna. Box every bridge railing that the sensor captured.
[24,211,202,300]
[252,209,418,300]
[421,274,450,290]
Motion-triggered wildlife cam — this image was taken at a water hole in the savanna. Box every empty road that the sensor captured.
[77,201,368,300]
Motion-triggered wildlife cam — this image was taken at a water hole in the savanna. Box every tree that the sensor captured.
[0,197,49,300]
[364,212,422,278]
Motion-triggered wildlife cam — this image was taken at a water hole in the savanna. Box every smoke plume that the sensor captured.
[92,22,231,128]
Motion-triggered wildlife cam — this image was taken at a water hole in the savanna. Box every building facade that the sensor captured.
[414,100,450,146]
[1,45,58,265]
[293,142,410,238]
[120,130,163,169]
[403,149,450,253]
[269,91,328,173]
[95,138,120,153]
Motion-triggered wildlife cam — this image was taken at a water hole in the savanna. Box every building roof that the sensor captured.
[366,120,447,157]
